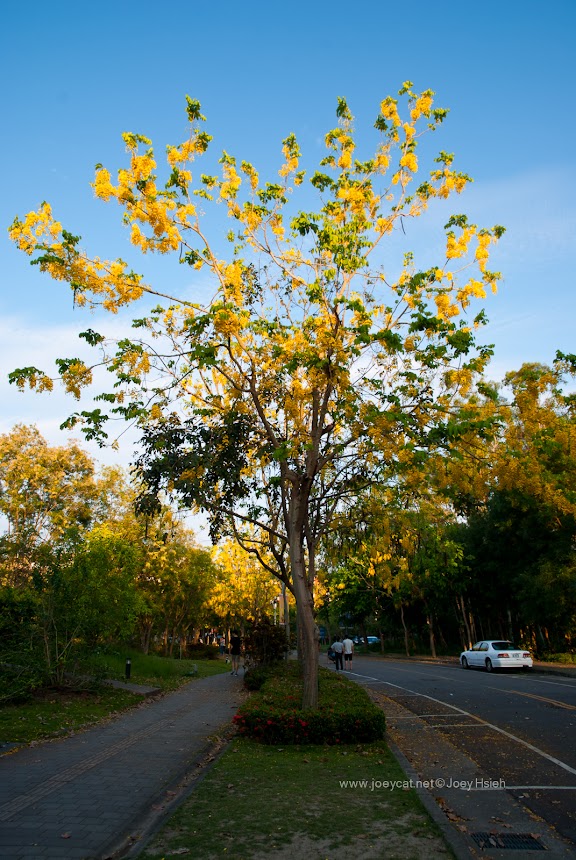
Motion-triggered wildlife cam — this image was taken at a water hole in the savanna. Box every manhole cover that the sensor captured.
[471,832,545,851]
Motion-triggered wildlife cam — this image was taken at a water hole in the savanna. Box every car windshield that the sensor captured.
[492,641,517,650]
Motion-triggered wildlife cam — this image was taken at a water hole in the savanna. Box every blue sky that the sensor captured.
[2,0,575,476]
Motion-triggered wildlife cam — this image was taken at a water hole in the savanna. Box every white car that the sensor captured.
[460,640,533,672]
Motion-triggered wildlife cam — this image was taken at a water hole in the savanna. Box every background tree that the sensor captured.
[10,85,504,706]
[0,424,96,585]
[209,539,282,632]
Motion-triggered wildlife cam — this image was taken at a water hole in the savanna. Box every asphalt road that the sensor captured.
[346,655,576,851]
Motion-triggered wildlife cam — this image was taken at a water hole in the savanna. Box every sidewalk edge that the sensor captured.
[384,734,473,860]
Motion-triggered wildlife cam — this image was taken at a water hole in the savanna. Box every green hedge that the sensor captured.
[234,663,385,744]
[542,652,576,664]
[243,665,275,691]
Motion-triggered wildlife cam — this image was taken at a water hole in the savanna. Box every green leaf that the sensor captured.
[79,329,105,346]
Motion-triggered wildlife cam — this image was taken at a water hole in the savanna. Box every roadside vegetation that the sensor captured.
[139,739,452,860]
[238,662,385,744]
[0,653,228,745]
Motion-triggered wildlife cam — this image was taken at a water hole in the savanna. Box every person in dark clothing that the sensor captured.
[230,630,242,676]
[330,636,344,671]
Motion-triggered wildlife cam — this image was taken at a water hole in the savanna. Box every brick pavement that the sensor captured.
[0,671,243,860]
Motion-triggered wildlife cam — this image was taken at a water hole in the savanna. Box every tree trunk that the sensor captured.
[287,507,318,710]
[426,613,436,658]
[456,595,472,649]
[469,610,477,644]
[361,621,368,652]
[281,583,290,646]
[400,604,410,657]
[507,608,514,644]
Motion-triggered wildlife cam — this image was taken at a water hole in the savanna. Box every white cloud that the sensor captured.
[1,315,139,466]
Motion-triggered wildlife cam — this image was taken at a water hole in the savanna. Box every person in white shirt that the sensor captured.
[342,636,354,671]
[330,636,344,671]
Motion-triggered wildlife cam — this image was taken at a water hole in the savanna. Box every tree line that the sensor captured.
[319,359,576,658]
[0,425,280,697]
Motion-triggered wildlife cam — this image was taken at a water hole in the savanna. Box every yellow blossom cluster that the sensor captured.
[9,203,62,254]
[337,182,377,219]
[269,215,285,240]
[213,307,246,338]
[475,232,493,272]
[92,152,186,254]
[375,216,395,235]
[223,261,244,304]
[399,151,418,173]
[122,349,151,377]
[240,161,259,192]
[220,162,242,201]
[444,367,473,395]
[279,144,300,177]
[241,207,263,235]
[380,97,402,127]
[410,93,433,122]
[10,369,54,393]
[430,168,469,199]
[166,137,205,167]
[374,148,390,172]
[446,226,475,260]
[61,362,93,399]
[456,279,486,307]
[8,202,147,311]
[434,293,459,320]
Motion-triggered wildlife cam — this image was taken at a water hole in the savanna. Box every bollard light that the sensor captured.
[125,658,131,680]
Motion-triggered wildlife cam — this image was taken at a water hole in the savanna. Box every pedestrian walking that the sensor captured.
[330,636,344,671]
[230,630,242,676]
[342,635,354,671]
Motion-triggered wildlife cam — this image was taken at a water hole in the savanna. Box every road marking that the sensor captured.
[495,689,576,711]
[391,714,467,719]
[349,671,576,778]
[355,659,576,691]
[523,677,576,690]
[505,785,576,791]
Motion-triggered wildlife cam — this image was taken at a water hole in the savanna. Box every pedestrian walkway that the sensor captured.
[0,672,243,860]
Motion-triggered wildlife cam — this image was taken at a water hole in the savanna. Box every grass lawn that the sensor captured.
[0,654,229,745]
[0,686,141,743]
[78,649,229,690]
[139,738,453,860]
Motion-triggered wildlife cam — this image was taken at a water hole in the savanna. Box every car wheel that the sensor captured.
[461,656,469,669]
[485,658,493,673]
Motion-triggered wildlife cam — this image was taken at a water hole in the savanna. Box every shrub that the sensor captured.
[186,643,219,660]
[542,652,576,664]
[235,663,385,744]
[243,618,289,667]
[243,665,274,691]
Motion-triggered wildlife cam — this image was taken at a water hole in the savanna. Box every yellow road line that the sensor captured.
[509,689,576,710]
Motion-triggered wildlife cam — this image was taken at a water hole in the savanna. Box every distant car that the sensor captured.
[460,640,533,672]
[353,636,380,646]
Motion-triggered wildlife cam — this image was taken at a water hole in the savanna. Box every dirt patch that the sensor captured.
[249,817,450,860]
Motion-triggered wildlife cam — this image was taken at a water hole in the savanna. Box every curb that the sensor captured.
[385,735,472,860]
[104,727,235,859]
